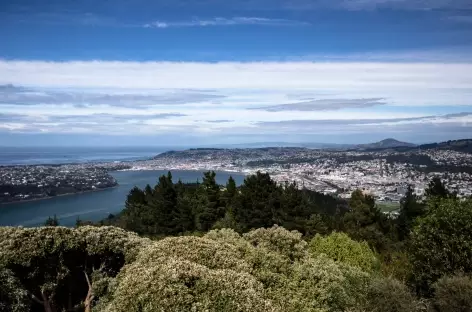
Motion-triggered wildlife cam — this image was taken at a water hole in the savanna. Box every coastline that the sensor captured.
[0,185,118,206]
[0,168,248,207]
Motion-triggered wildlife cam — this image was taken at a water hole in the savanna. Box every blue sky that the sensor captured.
[0,0,472,146]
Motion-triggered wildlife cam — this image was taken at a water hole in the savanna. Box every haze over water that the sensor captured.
[0,146,170,165]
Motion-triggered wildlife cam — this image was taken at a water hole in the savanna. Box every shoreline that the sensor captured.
[115,167,252,175]
[0,169,248,206]
[0,185,118,206]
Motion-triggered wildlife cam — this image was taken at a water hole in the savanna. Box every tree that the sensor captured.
[173,193,195,233]
[125,186,146,208]
[75,217,95,228]
[0,267,29,312]
[225,176,237,202]
[0,226,149,312]
[425,176,450,199]
[233,171,282,231]
[196,171,225,231]
[343,190,392,252]
[397,185,425,240]
[410,198,472,295]
[44,215,59,226]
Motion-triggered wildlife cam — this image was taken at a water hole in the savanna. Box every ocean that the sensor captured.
[0,146,172,165]
[0,170,245,227]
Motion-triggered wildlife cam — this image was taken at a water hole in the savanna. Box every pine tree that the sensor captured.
[196,171,224,231]
[232,171,281,231]
[397,185,424,240]
[425,176,450,199]
[148,172,177,235]
[226,176,237,198]
[45,214,59,226]
[343,190,391,251]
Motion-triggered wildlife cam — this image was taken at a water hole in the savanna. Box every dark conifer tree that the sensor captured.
[397,185,425,240]
[425,176,450,199]
[196,171,224,231]
[232,171,282,231]
[343,190,391,251]
[45,214,59,226]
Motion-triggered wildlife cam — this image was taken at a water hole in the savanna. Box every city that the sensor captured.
[2,144,472,207]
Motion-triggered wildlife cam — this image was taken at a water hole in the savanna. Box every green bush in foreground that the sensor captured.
[0,268,29,312]
[100,226,372,312]
[410,198,472,294]
[432,274,472,312]
[309,232,380,273]
[363,277,419,312]
[103,257,277,312]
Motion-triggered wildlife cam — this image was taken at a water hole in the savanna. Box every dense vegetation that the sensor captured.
[1,171,472,311]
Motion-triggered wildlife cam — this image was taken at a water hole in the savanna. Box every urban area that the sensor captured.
[2,142,472,207]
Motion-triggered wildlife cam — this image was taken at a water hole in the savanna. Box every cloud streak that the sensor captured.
[0,85,226,107]
[250,98,387,111]
[143,17,309,28]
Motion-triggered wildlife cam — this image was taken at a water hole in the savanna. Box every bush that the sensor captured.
[0,226,150,312]
[410,198,472,294]
[103,257,278,312]
[242,225,308,261]
[285,254,370,312]
[137,236,251,272]
[432,274,472,312]
[0,268,29,312]
[363,277,418,312]
[379,251,412,282]
[309,232,380,273]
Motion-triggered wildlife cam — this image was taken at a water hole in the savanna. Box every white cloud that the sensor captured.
[1,60,471,92]
[0,59,471,138]
[143,17,309,28]
[1,60,471,107]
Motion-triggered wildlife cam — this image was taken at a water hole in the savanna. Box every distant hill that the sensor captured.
[356,138,416,150]
[210,142,354,149]
[417,139,472,153]
[155,138,472,155]
[358,138,472,154]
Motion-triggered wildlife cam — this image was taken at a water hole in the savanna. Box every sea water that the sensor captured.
[0,170,245,227]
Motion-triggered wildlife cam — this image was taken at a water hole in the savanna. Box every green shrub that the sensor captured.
[432,274,472,312]
[309,232,380,273]
[410,198,472,294]
[103,257,278,312]
[0,267,29,312]
[363,277,418,312]
[379,251,412,282]
[242,225,308,261]
[138,236,251,272]
[285,254,370,312]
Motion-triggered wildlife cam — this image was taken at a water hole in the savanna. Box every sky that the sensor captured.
[0,0,472,146]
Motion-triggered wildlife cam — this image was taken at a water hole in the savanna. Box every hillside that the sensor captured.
[418,139,472,153]
[356,138,416,150]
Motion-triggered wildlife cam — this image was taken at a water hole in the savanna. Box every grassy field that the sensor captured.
[377,201,401,212]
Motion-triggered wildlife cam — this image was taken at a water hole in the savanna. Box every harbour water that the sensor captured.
[0,146,169,165]
[0,170,245,227]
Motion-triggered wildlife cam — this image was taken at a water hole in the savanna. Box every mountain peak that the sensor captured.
[357,138,416,149]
